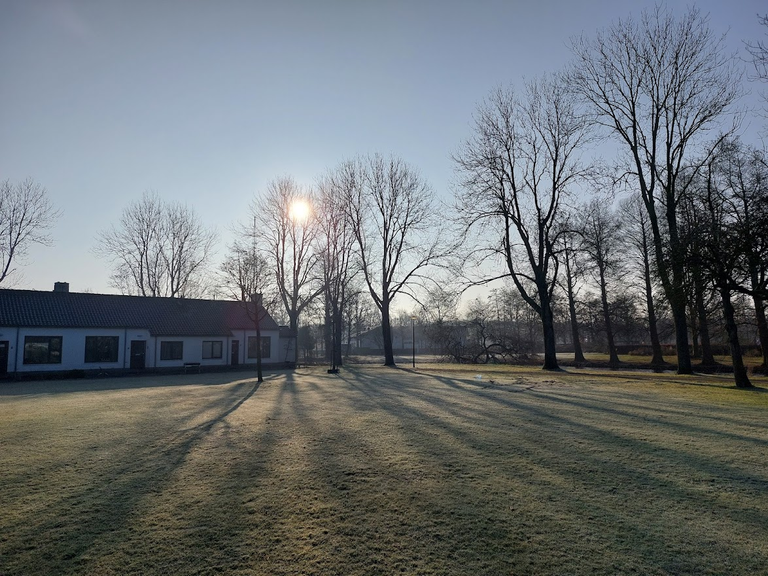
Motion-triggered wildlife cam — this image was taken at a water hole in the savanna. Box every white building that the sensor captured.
[0,283,295,378]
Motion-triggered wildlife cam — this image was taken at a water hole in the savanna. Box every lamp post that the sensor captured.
[411,315,416,368]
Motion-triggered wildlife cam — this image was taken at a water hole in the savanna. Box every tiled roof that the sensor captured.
[0,289,279,336]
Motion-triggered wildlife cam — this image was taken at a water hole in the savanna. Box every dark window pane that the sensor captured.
[23,336,63,364]
[202,340,222,359]
[247,336,271,359]
[84,336,119,363]
[160,341,183,360]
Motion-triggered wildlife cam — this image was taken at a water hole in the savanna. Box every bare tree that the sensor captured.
[420,282,462,360]
[317,162,358,368]
[679,188,718,366]
[556,222,587,363]
[96,191,216,297]
[694,155,753,388]
[577,198,624,367]
[454,75,590,371]
[0,178,60,285]
[619,195,667,368]
[570,5,742,374]
[251,177,322,336]
[715,139,768,371]
[219,233,274,382]
[347,154,446,366]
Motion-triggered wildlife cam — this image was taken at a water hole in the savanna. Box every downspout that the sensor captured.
[123,328,127,370]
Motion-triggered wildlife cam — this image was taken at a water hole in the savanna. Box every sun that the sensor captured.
[289,199,311,223]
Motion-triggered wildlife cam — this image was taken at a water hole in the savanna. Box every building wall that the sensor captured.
[0,326,286,375]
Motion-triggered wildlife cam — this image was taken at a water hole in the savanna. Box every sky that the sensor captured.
[1,0,766,299]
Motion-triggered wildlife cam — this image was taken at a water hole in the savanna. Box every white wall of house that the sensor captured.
[5,327,134,373]
[238,329,282,365]
[0,326,289,374]
[153,335,231,368]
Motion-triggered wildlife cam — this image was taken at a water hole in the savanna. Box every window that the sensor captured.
[247,336,271,359]
[84,336,119,363]
[202,340,223,359]
[160,341,183,361]
[23,336,62,364]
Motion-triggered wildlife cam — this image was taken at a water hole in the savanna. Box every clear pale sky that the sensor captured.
[1,0,765,295]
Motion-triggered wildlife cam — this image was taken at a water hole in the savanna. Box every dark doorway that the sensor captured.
[130,340,146,370]
[231,340,239,366]
[0,341,8,376]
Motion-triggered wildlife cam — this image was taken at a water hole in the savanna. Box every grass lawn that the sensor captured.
[1,366,767,575]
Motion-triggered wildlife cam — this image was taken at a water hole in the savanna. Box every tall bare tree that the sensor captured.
[0,178,60,285]
[577,198,624,368]
[251,177,322,335]
[454,75,590,371]
[347,154,445,366]
[317,162,358,368]
[219,229,274,382]
[694,154,753,388]
[715,138,768,371]
[570,5,741,374]
[96,191,216,297]
[556,221,587,363]
[619,194,666,368]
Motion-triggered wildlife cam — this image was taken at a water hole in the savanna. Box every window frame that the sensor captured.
[202,340,223,360]
[247,336,271,359]
[160,341,184,361]
[84,336,119,363]
[23,336,63,365]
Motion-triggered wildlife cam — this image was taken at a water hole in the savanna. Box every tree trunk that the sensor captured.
[540,287,559,371]
[599,267,620,368]
[381,297,396,366]
[255,314,263,383]
[754,295,768,371]
[565,253,586,363]
[667,209,694,375]
[643,265,665,369]
[719,284,752,388]
[333,306,343,367]
[694,274,716,366]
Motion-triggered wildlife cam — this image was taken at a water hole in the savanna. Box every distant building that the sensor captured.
[0,284,295,378]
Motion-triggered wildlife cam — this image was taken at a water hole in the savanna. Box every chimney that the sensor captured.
[53,282,70,293]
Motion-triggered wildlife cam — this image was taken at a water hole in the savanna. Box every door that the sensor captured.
[0,341,8,376]
[231,340,239,366]
[130,340,146,370]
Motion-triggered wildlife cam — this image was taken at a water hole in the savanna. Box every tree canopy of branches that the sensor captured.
[251,177,322,334]
[96,191,216,297]
[453,76,589,370]
[570,5,741,374]
[746,14,768,82]
[347,154,446,366]
[0,178,60,286]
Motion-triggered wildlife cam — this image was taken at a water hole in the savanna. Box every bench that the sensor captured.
[183,362,201,373]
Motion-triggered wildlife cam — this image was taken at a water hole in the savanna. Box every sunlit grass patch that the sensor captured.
[1,367,766,575]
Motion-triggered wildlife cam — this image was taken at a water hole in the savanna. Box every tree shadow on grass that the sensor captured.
[334,366,768,574]
[0,376,267,576]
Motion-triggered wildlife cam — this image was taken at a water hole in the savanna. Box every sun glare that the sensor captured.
[289,199,311,223]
